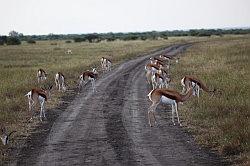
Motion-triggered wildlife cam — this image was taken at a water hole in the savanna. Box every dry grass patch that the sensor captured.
[171,35,250,165]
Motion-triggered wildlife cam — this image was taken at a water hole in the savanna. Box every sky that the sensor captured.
[0,0,250,35]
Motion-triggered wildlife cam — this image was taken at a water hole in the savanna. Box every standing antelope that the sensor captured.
[101,57,112,72]
[147,87,193,127]
[37,69,47,83]
[151,69,171,89]
[145,63,160,86]
[55,72,67,91]
[79,69,98,93]
[181,76,215,98]
[1,126,16,145]
[151,72,165,89]
[25,85,53,121]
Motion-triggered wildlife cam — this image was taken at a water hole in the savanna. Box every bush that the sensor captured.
[6,37,21,45]
[0,40,4,45]
[74,37,86,42]
[0,36,7,45]
[65,40,72,43]
[27,39,36,44]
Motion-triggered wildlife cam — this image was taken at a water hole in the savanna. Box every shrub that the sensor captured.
[6,37,21,45]
[65,40,72,43]
[0,36,7,45]
[74,37,86,42]
[27,39,36,44]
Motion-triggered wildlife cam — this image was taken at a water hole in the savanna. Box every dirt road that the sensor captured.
[15,44,228,165]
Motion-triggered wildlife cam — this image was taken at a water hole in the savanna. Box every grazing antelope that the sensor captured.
[101,57,112,72]
[1,126,16,145]
[37,69,47,83]
[65,49,72,54]
[55,72,67,91]
[25,85,53,121]
[181,76,216,98]
[147,87,193,127]
[79,69,98,93]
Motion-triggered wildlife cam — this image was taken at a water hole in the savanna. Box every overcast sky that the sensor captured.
[0,0,249,35]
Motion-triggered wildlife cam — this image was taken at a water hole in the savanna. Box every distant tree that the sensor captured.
[6,37,21,45]
[189,30,199,36]
[85,33,100,43]
[9,30,20,37]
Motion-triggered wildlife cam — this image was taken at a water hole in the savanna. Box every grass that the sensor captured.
[0,38,185,161]
[171,35,250,165]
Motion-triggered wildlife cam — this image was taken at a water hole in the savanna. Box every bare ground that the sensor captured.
[11,44,229,166]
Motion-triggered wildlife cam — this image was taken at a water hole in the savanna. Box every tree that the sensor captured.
[6,37,21,45]
[9,30,20,37]
[85,33,100,43]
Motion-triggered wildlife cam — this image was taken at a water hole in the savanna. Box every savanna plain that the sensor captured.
[0,35,249,165]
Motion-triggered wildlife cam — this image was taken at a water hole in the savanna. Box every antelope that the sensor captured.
[145,63,160,86]
[152,69,171,89]
[79,69,98,93]
[181,76,216,98]
[65,49,72,54]
[151,72,165,89]
[147,87,193,127]
[37,69,47,83]
[101,57,112,72]
[160,54,179,64]
[55,72,67,91]
[25,85,53,121]
[1,126,16,145]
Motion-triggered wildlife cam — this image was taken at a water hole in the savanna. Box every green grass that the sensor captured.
[171,35,250,164]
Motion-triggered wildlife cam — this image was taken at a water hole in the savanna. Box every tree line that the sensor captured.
[1,28,250,45]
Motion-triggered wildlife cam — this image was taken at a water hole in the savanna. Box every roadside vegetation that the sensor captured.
[171,35,250,165]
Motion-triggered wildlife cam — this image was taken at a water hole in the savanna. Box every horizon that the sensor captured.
[1,0,250,36]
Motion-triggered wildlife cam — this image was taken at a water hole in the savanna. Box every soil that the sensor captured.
[10,44,229,165]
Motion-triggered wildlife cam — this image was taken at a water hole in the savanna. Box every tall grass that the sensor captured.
[171,36,250,164]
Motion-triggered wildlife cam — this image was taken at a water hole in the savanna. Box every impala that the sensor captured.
[181,76,215,98]
[55,72,67,91]
[37,68,47,83]
[147,87,193,127]
[101,57,112,72]
[25,85,53,121]
[79,69,98,93]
